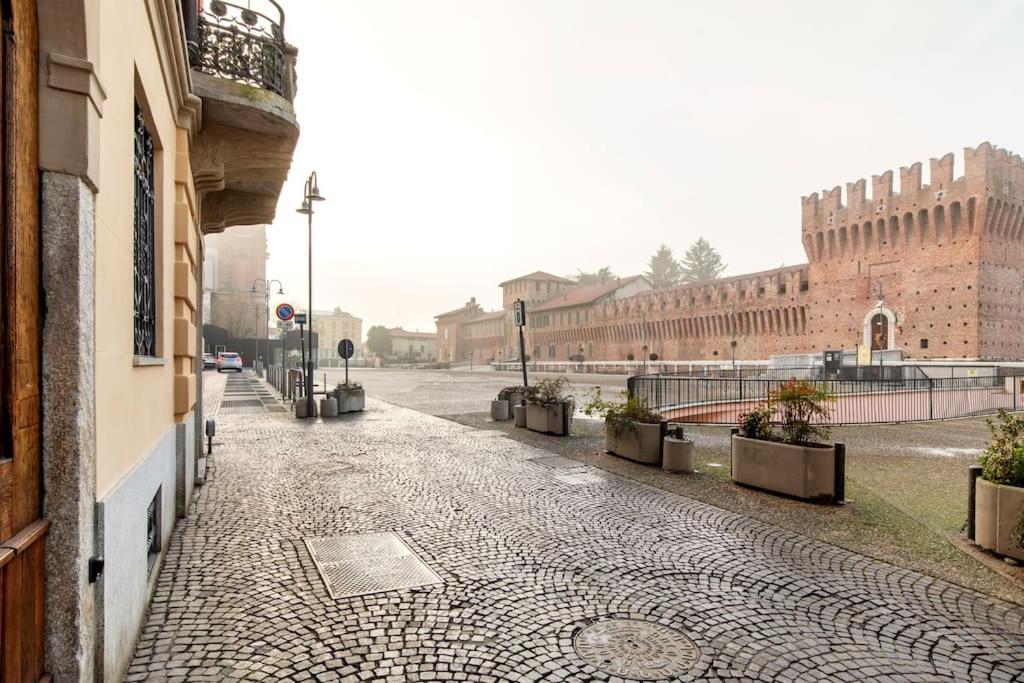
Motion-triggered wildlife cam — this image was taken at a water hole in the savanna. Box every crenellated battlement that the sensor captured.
[801,142,1024,232]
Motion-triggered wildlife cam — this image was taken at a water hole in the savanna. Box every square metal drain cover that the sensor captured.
[529,455,583,469]
[304,532,442,599]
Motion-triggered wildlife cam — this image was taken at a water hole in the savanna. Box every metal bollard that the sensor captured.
[205,419,216,455]
[833,442,846,504]
[967,464,982,541]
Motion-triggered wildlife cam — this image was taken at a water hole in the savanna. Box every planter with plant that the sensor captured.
[583,388,664,464]
[524,377,573,436]
[334,381,365,413]
[663,423,695,473]
[974,410,1024,561]
[491,385,526,421]
[732,379,838,501]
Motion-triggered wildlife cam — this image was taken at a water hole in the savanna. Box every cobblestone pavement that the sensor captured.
[128,393,1024,681]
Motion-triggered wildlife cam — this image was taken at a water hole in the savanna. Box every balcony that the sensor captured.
[185,0,299,234]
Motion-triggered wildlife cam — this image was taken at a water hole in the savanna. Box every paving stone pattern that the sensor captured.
[128,390,1024,681]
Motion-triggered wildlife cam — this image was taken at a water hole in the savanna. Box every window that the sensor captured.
[133,101,157,357]
[920,339,929,349]
[147,487,162,573]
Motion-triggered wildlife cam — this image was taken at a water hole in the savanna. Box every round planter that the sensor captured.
[513,405,527,427]
[663,437,695,473]
[320,397,339,417]
[491,399,510,421]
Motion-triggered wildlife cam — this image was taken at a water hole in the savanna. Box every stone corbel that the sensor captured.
[46,53,106,115]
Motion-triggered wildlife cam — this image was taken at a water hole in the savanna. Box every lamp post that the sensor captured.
[251,278,284,370]
[296,171,325,418]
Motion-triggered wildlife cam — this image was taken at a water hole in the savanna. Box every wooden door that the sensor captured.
[0,0,48,681]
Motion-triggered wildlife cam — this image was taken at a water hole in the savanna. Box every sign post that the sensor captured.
[276,304,295,376]
[338,338,355,385]
[513,299,528,389]
[295,312,308,414]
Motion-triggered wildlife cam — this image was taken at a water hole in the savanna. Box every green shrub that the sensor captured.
[582,387,662,437]
[738,379,833,445]
[979,410,1024,487]
[525,377,572,407]
[497,385,526,401]
[738,406,775,441]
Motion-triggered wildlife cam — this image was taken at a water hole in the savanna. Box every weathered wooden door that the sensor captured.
[0,0,48,680]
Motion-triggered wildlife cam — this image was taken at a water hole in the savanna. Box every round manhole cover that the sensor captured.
[573,619,699,679]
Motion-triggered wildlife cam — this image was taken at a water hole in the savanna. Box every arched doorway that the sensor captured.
[870,313,889,351]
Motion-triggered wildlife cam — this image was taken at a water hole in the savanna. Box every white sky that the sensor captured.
[266,0,1024,336]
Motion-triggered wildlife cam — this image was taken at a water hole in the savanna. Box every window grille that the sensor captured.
[133,102,157,357]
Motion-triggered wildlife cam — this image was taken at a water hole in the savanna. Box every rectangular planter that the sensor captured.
[975,478,1024,561]
[731,434,835,500]
[337,389,365,413]
[491,400,510,421]
[525,401,570,436]
[605,421,662,465]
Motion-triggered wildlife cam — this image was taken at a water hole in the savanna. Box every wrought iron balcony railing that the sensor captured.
[186,0,293,100]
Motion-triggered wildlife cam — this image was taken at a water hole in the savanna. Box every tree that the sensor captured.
[644,243,683,288]
[366,325,393,358]
[571,266,616,285]
[679,237,726,283]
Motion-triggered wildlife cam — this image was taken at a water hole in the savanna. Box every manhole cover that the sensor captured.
[304,532,443,599]
[573,619,699,679]
[555,472,606,486]
[528,456,583,469]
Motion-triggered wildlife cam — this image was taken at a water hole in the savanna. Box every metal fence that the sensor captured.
[628,365,1024,425]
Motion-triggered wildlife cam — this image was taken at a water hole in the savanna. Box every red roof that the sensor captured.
[530,276,648,312]
[498,271,574,287]
[464,310,505,324]
[389,328,436,340]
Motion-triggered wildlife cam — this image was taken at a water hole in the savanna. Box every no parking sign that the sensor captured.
[275,303,295,322]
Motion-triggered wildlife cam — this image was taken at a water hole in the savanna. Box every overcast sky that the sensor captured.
[266,0,1024,336]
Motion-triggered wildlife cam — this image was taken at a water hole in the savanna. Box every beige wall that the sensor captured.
[93,0,195,498]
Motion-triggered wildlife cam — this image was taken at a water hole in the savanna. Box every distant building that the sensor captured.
[435,297,484,363]
[314,308,364,366]
[390,328,438,362]
[202,225,267,338]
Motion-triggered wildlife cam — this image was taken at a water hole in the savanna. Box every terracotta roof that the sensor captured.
[498,271,575,287]
[530,276,648,313]
[389,328,436,340]
[434,304,478,319]
[464,310,506,324]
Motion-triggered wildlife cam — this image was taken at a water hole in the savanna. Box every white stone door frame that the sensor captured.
[862,302,897,351]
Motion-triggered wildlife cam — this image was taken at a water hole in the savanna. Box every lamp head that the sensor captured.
[296,198,312,215]
[308,184,325,202]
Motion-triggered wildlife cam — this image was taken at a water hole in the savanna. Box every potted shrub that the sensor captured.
[335,381,365,414]
[524,377,573,436]
[732,379,838,501]
[492,385,525,421]
[974,410,1024,561]
[663,423,695,473]
[583,388,664,465]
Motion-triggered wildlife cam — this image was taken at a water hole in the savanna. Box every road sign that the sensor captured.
[275,303,295,321]
[338,339,355,360]
[513,299,526,327]
[294,312,307,326]
[276,320,294,331]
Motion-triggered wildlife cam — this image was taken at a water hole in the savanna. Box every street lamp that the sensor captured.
[251,278,284,369]
[296,171,325,417]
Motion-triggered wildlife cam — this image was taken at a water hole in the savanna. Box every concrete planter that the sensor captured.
[295,399,317,418]
[491,400,510,421]
[975,478,1024,561]
[320,397,339,418]
[513,405,527,427]
[605,421,662,465]
[731,434,835,500]
[526,401,571,436]
[663,437,695,473]
[336,388,365,413]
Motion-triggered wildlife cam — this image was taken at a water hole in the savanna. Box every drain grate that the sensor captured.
[220,399,264,408]
[555,472,606,486]
[573,619,699,679]
[304,532,442,599]
[529,455,583,469]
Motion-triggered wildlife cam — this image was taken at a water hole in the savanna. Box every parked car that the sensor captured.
[216,352,243,373]
[202,353,216,370]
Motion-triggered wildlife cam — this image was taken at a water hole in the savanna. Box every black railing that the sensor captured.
[628,366,1024,425]
[187,0,292,99]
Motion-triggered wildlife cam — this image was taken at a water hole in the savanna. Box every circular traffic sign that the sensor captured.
[338,339,355,360]
[275,303,295,322]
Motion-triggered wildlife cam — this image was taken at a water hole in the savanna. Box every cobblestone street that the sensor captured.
[129,378,1024,682]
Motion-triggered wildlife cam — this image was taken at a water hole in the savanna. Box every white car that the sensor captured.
[216,352,243,372]
[202,353,216,370]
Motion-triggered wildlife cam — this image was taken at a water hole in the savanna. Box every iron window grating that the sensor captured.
[146,487,161,573]
[133,101,157,357]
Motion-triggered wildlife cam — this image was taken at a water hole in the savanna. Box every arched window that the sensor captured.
[816,231,825,261]
[934,205,945,242]
[863,222,873,252]
[967,196,977,236]
[827,229,836,258]
[870,313,889,351]
[917,209,930,244]
[902,212,914,246]
[950,201,962,240]
[839,226,848,257]
[851,224,860,255]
